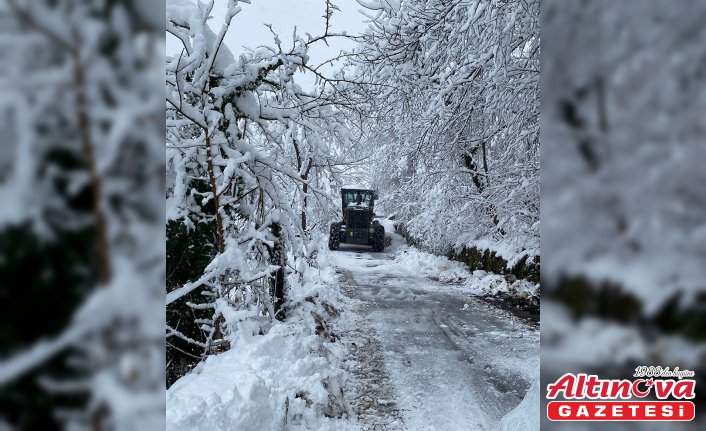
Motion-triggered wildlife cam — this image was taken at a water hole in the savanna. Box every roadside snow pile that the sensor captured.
[393,247,471,283]
[392,247,542,298]
[166,251,358,431]
[499,376,539,431]
[379,217,539,300]
[468,270,539,299]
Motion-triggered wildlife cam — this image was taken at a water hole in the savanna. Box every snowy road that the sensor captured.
[331,240,539,430]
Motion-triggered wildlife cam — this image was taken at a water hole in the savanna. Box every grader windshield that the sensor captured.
[342,189,374,208]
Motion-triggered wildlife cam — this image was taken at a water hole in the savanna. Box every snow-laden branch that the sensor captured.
[0,323,85,385]
[165,0,368,376]
[352,0,539,258]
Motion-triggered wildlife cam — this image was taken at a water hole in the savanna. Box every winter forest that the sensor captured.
[1,0,704,430]
[165,0,539,428]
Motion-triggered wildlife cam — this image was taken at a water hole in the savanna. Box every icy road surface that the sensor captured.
[331,241,539,430]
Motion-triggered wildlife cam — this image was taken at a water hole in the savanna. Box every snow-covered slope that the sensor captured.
[166,251,359,431]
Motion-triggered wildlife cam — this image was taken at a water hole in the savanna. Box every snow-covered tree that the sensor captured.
[0,0,164,429]
[353,0,539,263]
[541,0,706,373]
[165,0,363,382]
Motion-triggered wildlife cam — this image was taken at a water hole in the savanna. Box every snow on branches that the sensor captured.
[0,0,164,428]
[355,0,539,262]
[165,0,361,365]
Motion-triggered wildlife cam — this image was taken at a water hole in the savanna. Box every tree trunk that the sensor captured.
[301,159,313,231]
[205,135,225,254]
[73,50,112,286]
[269,222,286,319]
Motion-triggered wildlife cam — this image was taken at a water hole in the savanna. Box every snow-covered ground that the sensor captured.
[166,224,539,430]
[166,249,360,431]
[378,219,539,299]
[332,222,540,430]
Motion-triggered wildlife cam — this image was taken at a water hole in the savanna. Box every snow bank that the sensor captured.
[499,376,539,431]
[393,246,539,298]
[166,248,359,431]
[468,270,539,299]
[379,218,539,298]
[393,247,471,283]
[167,323,353,430]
